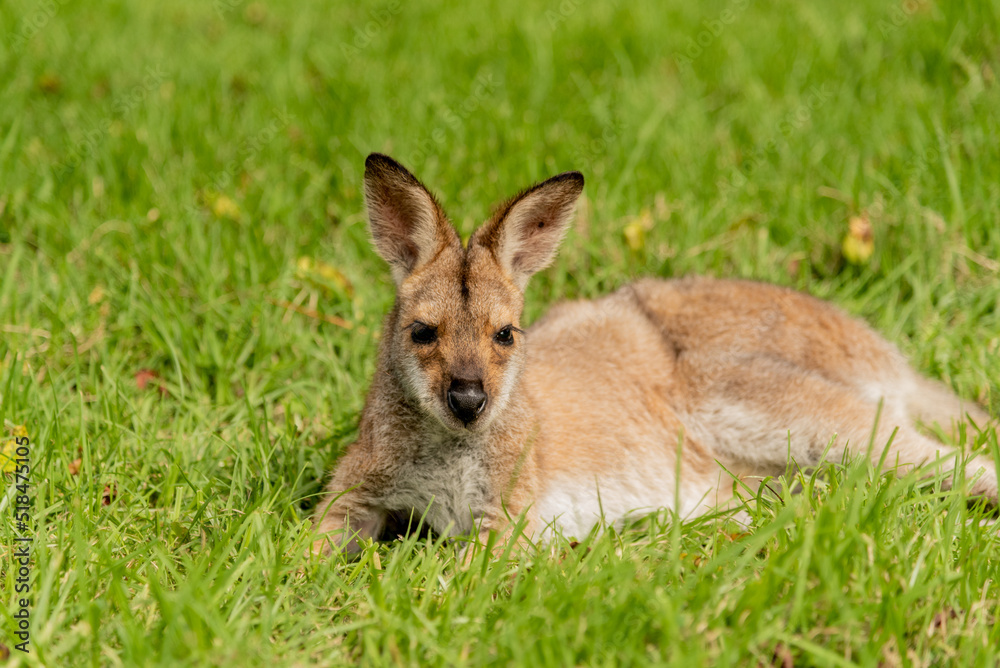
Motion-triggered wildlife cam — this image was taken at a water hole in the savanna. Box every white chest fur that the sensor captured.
[533,450,710,540]
[382,438,490,538]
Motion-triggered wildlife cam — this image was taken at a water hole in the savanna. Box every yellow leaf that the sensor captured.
[1,425,26,474]
[212,195,241,221]
[842,215,874,265]
[316,262,352,293]
[295,257,354,296]
[624,208,654,253]
[0,439,16,474]
[88,285,107,305]
[624,222,645,252]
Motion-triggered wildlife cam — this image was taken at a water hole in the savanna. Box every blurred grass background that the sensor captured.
[1,0,1000,665]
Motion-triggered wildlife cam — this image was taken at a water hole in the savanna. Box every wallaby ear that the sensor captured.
[471,171,584,290]
[364,153,459,285]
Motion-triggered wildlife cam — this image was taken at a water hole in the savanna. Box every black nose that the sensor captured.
[447,379,487,425]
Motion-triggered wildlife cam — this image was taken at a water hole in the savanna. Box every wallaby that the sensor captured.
[311,153,998,555]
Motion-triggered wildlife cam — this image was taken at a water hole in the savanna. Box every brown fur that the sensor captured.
[311,154,997,556]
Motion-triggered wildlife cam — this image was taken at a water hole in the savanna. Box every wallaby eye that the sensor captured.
[494,326,514,346]
[410,323,438,345]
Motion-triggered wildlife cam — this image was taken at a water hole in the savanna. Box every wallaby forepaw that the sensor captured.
[308,537,334,559]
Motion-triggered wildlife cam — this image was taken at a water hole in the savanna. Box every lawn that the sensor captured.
[2,0,1000,665]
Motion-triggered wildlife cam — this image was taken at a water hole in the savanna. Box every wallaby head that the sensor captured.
[363,153,584,432]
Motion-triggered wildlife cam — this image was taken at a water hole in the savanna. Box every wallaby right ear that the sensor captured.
[470,171,584,291]
[364,153,459,285]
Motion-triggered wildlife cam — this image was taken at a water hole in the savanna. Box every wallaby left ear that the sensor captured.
[471,171,584,290]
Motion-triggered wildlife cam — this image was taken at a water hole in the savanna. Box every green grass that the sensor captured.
[2,0,1000,664]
